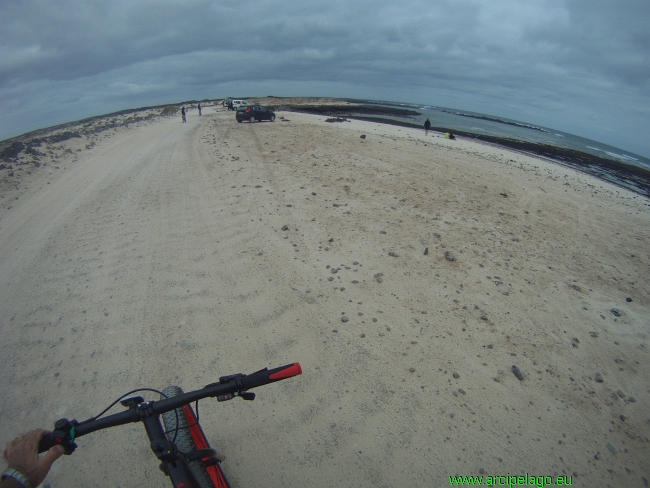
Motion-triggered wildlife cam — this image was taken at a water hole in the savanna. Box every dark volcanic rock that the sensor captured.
[512,365,524,380]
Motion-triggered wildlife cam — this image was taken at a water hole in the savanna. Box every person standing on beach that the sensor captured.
[181,106,186,123]
[424,118,431,136]
[198,103,202,116]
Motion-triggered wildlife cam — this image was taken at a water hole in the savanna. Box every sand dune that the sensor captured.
[0,105,648,487]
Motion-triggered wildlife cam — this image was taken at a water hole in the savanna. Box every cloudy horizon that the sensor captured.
[2,0,649,158]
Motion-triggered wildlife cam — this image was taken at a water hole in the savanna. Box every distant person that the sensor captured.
[198,103,202,116]
[228,101,233,111]
[181,106,186,123]
[424,118,431,136]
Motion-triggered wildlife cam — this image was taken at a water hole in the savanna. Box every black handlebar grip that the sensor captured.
[241,362,302,390]
[38,432,76,455]
[38,434,60,454]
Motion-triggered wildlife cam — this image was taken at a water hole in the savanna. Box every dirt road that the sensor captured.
[1,107,648,487]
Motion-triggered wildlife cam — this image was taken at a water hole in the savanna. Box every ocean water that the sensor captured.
[363,100,650,171]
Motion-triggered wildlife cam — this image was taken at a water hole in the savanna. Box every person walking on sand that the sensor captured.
[424,118,431,136]
[181,106,186,123]
[198,103,202,116]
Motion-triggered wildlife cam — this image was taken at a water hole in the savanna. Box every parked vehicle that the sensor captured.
[236,105,276,123]
[231,100,248,110]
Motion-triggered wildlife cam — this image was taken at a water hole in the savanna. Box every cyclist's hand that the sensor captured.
[3,429,64,487]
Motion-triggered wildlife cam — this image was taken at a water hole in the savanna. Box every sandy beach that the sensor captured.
[0,104,648,487]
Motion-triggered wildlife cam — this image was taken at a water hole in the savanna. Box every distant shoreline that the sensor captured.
[274,103,650,198]
[2,97,649,198]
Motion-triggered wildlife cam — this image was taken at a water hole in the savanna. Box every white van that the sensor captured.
[231,100,248,110]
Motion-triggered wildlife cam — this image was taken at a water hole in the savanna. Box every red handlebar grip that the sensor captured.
[241,362,302,390]
[269,362,302,380]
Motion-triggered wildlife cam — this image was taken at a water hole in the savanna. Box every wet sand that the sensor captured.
[0,105,649,487]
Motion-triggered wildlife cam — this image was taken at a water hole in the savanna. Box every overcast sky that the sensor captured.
[2,0,649,157]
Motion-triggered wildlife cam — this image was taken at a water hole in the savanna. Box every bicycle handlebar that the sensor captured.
[38,362,302,454]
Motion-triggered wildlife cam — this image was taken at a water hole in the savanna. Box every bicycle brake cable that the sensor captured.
[75,387,203,448]
[77,388,167,426]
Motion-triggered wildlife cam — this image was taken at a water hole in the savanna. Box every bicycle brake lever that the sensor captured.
[217,373,246,384]
[204,373,245,389]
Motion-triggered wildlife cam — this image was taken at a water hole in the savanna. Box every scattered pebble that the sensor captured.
[590,331,598,338]
[512,365,524,380]
[605,443,616,454]
[281,225,289,231]
[360,135,366,139]
[351,280,359,284]
[388,251,398,257]
[341,316,349,322]
[424,247,428,255]
[353,261,359,265]
[358,312,363,316]
[626,297,632,302]
[328,238,334,242]
[595,373,603,383]
[360,333,365,338]
[372,318,377,322]
[340,287,345,291]
[453,372,459,379]
[444,251,456,261]
[328,277,334,281]
[374,273,384,283]
[409,368,415,373]
[379,230,387,234]
[610,308,621,317]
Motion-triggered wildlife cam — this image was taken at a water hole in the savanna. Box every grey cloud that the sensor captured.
[1,0,649,156]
